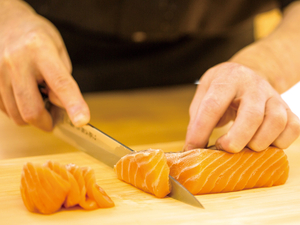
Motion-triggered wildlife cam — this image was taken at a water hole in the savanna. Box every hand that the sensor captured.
[184,62,300,153]
[0,0,90,131]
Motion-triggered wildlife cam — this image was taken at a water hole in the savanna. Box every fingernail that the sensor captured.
[73,112,89,126]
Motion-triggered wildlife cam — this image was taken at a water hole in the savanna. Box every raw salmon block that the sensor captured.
[166,147,289,195]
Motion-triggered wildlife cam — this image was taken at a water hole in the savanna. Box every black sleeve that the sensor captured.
[278,0,298,10]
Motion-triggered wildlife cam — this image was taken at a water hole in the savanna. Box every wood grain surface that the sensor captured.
[1,139,300,225]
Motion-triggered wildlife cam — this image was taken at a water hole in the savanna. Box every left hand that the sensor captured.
[184,62,300,153]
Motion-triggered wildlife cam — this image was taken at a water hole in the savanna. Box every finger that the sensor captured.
[35,41,90,127]
[59,44,72,74]
[43,17,73,73]
[0,59,27,125]
[13,83,53,131]
[272,108,300,149]
[0,85,27,125]
[184,81,236,151]
[247,96,287,151]
[44,42,71,108]
[188,82,208,120]
[0,93,8,116]
[216,93,265,153]
[48,89,63,108]
[215,108,236,127]
[6,54,53,131]
[38,83,63,107]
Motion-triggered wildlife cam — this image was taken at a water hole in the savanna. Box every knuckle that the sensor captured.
[245,108,262,118]
[272,117,300,149]
[2,48,14,65]
[22,106,43,123]
[14,90,44,123]
[268,111,287,130]
[288,115,300,130]
[200,95,222,118]
[288,117,300,137]
[23,30,47,50]
[14,88,31,103]
[2,30,47,58]
[52,75,74,94]
[243,108,264,126]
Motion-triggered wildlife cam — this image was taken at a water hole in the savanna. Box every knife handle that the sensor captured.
[38,83,52,111]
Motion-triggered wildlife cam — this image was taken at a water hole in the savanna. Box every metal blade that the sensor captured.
[169,177,203,208]
[52,106,203,208]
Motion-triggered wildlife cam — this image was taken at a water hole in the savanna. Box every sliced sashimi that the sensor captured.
[20,161,114,214]
[20,162,71,214]
[79,166,115,209]
[45,161,80,208]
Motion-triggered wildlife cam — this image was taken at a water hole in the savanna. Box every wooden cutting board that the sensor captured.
[1,141,300,225]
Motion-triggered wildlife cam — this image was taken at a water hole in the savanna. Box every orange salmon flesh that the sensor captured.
[20,161,114,214]
[115,147,288,197]
[20,147,288,214]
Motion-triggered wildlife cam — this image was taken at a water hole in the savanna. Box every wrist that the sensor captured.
[229,36,298,94]
[229,2,300,94]
[229,41,281,91]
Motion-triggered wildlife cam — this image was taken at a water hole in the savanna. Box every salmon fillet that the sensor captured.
[166,147,289,195]
[114,147,289,197]
[114,149,171,198]
[20,161,114,214]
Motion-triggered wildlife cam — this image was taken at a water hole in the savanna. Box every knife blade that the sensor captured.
[51,105,203,208]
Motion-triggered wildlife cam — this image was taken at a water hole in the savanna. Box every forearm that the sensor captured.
[229,1,300,94]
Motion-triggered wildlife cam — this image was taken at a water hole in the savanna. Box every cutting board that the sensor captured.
[1,141,300,225]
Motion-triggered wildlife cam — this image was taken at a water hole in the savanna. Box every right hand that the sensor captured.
[0,0,90,131]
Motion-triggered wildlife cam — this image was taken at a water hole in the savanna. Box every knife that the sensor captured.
[50,104,204,208]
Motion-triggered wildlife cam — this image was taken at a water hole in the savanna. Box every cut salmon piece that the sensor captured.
[114,149,171,198]
[20,161,114,214]
[20,162,71,214]
[79,166,115,209]
[165,147,289,195]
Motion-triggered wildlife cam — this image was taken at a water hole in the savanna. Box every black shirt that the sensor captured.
[25,0,296,92]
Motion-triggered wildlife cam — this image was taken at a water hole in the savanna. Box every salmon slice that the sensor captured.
[114,149,171,198]
[79,166,115,209]
[20,162,71,214]
[165,147,289,195]
[20,161,114,214]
